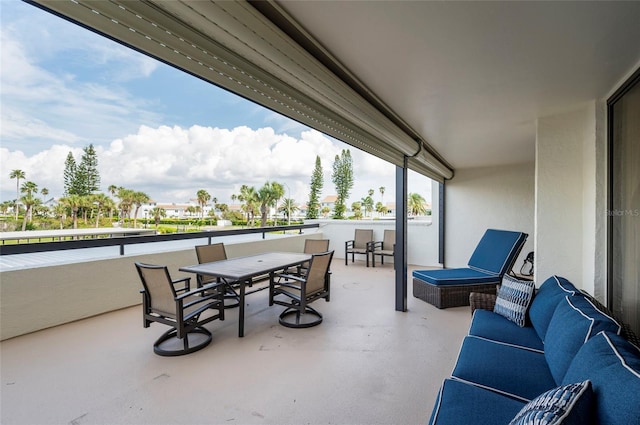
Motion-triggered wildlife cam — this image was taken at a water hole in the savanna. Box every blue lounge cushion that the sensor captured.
[412,268,500,286]
[469,309,544,351]
[545,296,621,384]
[563,332,640,425]
[508,380,593,425]
[429,378,526,425]
[467,229,528,275]
[494,274,536,327]
[452,336,555,401]
[528,276,579,341]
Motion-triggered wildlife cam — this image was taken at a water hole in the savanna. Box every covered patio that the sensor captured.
[0,261,466,425]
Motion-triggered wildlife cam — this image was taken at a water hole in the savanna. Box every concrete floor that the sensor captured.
[1,261,471,425]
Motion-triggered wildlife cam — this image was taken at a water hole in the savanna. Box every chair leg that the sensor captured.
[278,305,323,328]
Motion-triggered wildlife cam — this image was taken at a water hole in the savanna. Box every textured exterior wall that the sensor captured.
[535,101,608,298]
[445,163,535,271]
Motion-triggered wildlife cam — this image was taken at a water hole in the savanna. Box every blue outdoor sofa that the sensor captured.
[428,275,640,425]
[413,229,528,308]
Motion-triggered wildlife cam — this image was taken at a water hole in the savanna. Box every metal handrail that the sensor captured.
[0,223,320,256]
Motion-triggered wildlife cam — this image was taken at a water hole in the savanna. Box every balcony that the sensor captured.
[0,252,466,425]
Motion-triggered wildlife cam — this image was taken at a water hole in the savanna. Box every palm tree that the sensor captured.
[41,188,49,203]
[20,193,41,231]
[238,185,258,226]
[131,191,150,228]
[10,169,25,220]
[408,192,427,216]
[150,206,166,227]
[116,187,135,226]
[255,181,283,227]
[60,195,83,229]
[53,203,67,229]
[20,181,38,223]
[270,182,285,226]
[278,198,298,224]
[91,193,111,228]
[379,186,385,204]
[196,189,211,220]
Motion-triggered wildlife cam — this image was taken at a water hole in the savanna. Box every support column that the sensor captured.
[395,159,408,312]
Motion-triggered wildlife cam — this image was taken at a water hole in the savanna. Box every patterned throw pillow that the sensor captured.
[494,274,536,327]
[509,381,593,425]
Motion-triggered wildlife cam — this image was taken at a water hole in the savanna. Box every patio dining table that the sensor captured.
[180,251,311,337]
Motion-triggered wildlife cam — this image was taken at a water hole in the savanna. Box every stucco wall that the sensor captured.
[445,163,535,271]
[535,102,604,295]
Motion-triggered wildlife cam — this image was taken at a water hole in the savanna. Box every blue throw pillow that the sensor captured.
[508,380,593,425]
[528,276,578,341]
[494,274,536,327]
[544,296,621,384]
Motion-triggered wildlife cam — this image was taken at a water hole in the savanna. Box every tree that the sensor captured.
[91,193,111,228]
[41,187,49,202]
[60,195,83,229]
[9,169,25,220]
[131,191,150,228]
[63,152,78,196]
[408,192,427,216]
[20,182,41,231]
[238,184,258,226]
[351,201,363,220]
[362,189,374,218]
[196,189,211,220]
[375,201,387,216]
[306,155,323,219]
[53,203,67,229]
[256,181,282,227]
[278,198,298,223]
[116,187,135,226]
[379,186,385,204]
[150,206,166,227]
[76,144,100,195]
[331,149,353,219]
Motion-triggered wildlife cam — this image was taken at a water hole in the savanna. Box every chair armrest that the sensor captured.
[175,281,224,301]
[274,273,306,283]
[172,276,191,293]
[345,240,356,249]
[469,292,497,315]
[368,241,383,251]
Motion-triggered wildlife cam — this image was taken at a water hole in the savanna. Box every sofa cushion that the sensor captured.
[451,336,555,401]
[545,296,621,384]
[412,268,500,286]
[494,274,536,327]
[508,380,593,425]
[469,309,544,351]
[429,378,526,425]
[563,332,640,425]
[528,276,579,341]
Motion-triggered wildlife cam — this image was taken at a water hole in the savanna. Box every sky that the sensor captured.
[0,1,432,208]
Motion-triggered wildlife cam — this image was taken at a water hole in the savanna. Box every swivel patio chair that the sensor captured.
[135,262,225,356]
[269,250,334,328]
[195,243,241,309]
[345,228,374,266]
[370,229,395,268]
[412,229,528,309]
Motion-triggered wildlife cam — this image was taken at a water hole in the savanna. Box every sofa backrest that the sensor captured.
[563,331,640,425]
[467,229,528,276]
[528,275,578,341]
[544,296,621,384]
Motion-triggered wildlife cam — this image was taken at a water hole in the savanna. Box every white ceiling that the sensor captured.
[277,1,640,169]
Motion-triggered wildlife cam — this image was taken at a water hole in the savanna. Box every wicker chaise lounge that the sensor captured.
[413,229,528,309]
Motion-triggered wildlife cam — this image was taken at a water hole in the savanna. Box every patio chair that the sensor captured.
[269,250,334,328]
[135,262,225,356]
[296,238,330,274]
[412,229,528,309]
[370,229,395,267]
[195,243,240,309]
[345,228,374,266]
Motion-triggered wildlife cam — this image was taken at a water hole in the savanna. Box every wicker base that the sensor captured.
[413,278,498,309]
